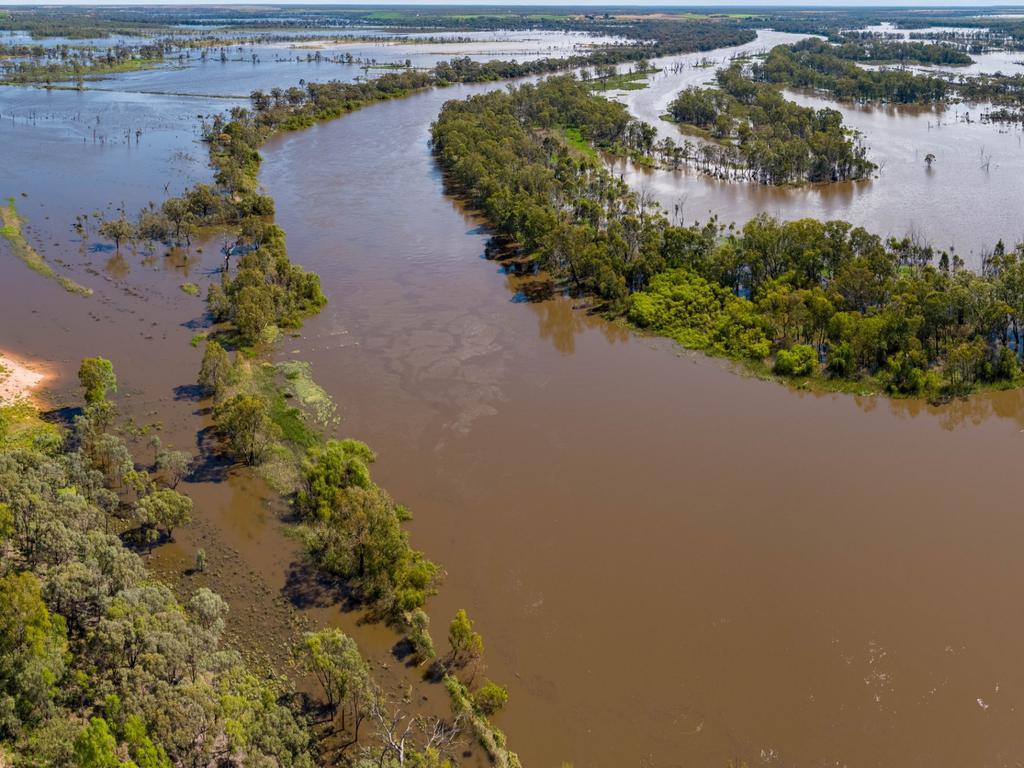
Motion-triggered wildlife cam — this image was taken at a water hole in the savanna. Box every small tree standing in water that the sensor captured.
[98,217,135,252]
[448,608,484,680]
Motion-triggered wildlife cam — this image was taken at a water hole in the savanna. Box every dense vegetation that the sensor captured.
[819,36,973,66]
[0,367,315,767]
[433,76,1024,398]
[667,64,874,184]
[0,369,520,766]
[754,37,1024,115]
[753,38,953,104]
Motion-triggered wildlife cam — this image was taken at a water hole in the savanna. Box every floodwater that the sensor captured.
[852,23,1024,77]
[256,66,1024,766]
[19,29,624,98]
[615,31,1024,262]
[5,26,1024,768]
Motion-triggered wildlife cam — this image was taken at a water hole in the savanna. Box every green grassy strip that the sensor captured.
[1,197,92,296]
[587,68,658,92]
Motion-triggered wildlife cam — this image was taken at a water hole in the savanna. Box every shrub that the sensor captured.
[773,344,817,377]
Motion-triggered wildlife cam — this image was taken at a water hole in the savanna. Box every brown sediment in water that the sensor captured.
[256,78,1024,767]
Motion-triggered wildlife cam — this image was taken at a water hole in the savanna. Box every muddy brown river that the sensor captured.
[256,81,1024,766]
[5,29,1024,767]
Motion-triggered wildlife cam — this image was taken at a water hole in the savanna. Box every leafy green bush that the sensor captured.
[629,269,770,359]
[773,344,817,377]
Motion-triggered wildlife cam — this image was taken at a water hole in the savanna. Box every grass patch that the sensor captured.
[277,360,336,426]
[560,127,599,160]
[0,402,61,453]
[180,282,200,296]
[588,68,659,92]
[1,197,92,296]
[216,356,337,492]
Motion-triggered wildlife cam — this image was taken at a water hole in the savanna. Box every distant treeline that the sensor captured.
[752,39,953,104]
[754,37,1024,115]
[822,36,973,66]
[0,43,164,84]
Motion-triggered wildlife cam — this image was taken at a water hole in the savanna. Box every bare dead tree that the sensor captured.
[371,702,463,768]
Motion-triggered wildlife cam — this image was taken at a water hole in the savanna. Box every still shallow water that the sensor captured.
[615,31,1024,262]
[35,30,623,98]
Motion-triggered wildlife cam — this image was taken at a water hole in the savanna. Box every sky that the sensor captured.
[1,0,1021,6]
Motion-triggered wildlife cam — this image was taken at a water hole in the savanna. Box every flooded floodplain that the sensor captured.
[5,26,1024,768]
[615,30,1024,263]
[6,28,623,97]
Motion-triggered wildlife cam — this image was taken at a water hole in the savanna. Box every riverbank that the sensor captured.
[433,75,1024,402]
[256,76,1024,766]
[0,350,49,405]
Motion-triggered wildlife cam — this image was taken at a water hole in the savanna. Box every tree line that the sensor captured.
[0,363,313,767]
[753,37,1024,118]
[88,44,537,764]
[97,18,766,348]
[0,42,165,85]
[432,75,1024,398]
[752,38,953,104]
[666,63,875,185]
[822,36,973,66]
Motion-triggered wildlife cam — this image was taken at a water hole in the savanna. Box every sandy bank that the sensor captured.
[0,351,49,406]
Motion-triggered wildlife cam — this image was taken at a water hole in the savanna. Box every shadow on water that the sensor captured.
[42,405,82,430]
[188,426,232,483]
[281,560,359,613]
[181,314,211,331]
[173,383,204,403]
[510,276,556,304]
[390,637,418,667]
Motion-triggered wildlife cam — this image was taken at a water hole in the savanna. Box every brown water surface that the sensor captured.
[257,78,1024,767]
